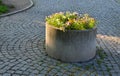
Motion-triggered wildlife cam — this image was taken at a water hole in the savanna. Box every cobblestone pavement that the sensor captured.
[0,0,120,76]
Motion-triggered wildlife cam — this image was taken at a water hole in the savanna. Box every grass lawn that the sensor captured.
[0,0,9,15]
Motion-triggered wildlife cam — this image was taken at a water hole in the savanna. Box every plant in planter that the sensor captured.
[45,12,97,62]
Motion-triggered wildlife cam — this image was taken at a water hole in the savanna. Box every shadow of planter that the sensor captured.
[46,23,97,62]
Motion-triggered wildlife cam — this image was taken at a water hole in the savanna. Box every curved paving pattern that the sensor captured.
[0,0,120,76]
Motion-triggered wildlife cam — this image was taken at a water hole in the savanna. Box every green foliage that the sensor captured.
[97,59,103,65]
[85,65,91,70]
[0,0,9,14]
[0,0,2,4]
[46,12,96,31]
[97,47,107,60]
[96,47,108,66]
[0,5,8,13]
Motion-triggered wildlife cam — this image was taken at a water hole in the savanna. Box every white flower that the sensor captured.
[73,12,78,16]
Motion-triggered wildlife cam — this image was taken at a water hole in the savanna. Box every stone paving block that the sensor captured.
[9,59,17,63]
[21,61,27,65]
[90,72,97,76]
[11,66,20,70]
[29,73,36,76]
[16,64,24,68]
[12,74,20,76]
[26,68,33,73]
[31,70,39,74]
[21,75,26,76]
[26,59,32,63]
[0,54,3,58]
[103,71,111,76]
[40,70,47,74]
[6,70,15,74]
[62,74,69,76]
[20,67,27,71]
[8,63,16,67]
[15,70,23,74]
[3,73,11,76]
[97,71,104,76]
[22,71,29,75]
[37,74,45,76]
[55,73,63,76]
[36,66,44,71]
[0,69,6,74]
[0,64,6,69]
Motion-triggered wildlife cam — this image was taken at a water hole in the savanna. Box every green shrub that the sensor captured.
[0,0,9,14]
[0,5,8,14]
[0,0,2,4]
[46,12,96,31]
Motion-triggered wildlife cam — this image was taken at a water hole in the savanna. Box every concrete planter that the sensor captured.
[46,23,97,62]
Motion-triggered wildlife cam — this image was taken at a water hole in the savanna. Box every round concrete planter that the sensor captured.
[46,23,97,62]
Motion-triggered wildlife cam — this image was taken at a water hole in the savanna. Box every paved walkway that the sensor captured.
[0,0,120,76]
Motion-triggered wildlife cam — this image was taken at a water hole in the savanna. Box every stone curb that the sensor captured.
[0,0,34,18]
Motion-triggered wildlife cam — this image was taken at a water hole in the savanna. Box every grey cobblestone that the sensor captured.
[22,71,29,75]
[6,70,15,74]
[12,74,20,76]
[0,69,7,74]
[0,0,120,75]
[11,66,20,70]
[29,73,36,76]
[15,70,23,74]
[3,73,11,76]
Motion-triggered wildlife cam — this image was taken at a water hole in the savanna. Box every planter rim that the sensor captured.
[46,23,97,32]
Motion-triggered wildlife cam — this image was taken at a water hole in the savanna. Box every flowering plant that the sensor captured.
[46,12,96,31]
